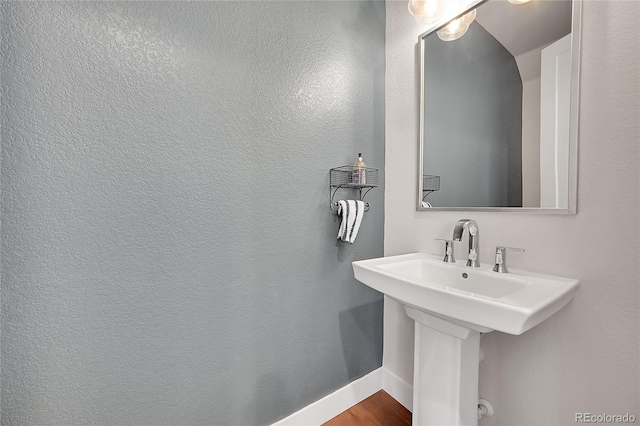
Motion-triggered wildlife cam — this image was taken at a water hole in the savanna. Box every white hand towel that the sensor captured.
[337,200,365,244]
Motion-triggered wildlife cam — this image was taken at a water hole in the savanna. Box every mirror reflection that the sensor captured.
[419,0,577,211]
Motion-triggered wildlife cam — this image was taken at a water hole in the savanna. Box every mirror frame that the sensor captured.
[417,0,582,213]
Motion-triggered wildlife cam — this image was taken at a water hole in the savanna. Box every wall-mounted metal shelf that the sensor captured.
[330,165,379,212]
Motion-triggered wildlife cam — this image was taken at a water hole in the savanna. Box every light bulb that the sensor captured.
[437,9,477,41]
[408,0,445,24]
[448,17,463,32]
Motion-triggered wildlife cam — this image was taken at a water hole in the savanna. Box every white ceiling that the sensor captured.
[475,0,572,58]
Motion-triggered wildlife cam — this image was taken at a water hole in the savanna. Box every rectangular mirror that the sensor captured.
[418,0,581,213]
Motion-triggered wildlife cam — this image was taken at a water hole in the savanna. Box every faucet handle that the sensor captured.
[435,238,456,263]
[493,246,525,273]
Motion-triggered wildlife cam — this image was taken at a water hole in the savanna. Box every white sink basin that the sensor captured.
[353,253,579,425]
[353,252,579,336]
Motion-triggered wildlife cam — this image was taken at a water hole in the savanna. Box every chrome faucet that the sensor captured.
[453,219,480,267]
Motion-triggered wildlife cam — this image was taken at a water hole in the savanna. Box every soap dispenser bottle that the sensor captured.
[352,153,367,185]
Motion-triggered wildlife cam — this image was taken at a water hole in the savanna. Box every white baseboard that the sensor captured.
[381,367,413,412]
[271,367,413,426]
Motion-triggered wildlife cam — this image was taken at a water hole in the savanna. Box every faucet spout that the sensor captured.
[452,219,480,267]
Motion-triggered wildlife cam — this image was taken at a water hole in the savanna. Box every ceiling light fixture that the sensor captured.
[437,8,477,41]
[507,0,532,4]
[408,0,445,24]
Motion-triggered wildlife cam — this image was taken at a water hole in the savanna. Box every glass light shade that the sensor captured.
[508,0,532,3]
[408,0,445,24]
[437,9,477,41]
[459,8,477,27]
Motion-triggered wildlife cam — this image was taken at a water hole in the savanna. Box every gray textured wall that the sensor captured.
[0,2,385,424]
[423,23,522,208]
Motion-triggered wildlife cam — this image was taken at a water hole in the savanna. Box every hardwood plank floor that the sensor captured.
[322,390,411,426]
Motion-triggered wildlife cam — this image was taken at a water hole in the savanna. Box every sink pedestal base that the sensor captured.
[405,306,487,426]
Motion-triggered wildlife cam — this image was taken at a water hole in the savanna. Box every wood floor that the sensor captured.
[322,390,411,426]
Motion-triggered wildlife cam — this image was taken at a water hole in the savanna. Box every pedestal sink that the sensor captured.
[352,253,579,426]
